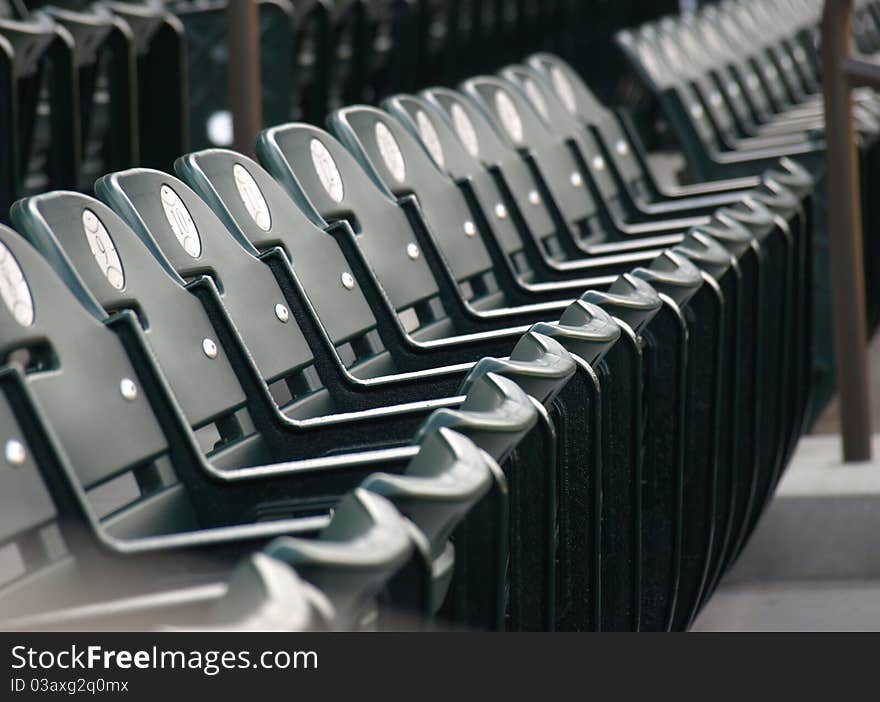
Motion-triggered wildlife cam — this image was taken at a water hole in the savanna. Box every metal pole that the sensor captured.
[820,0,873,461]
[227,0,262,157]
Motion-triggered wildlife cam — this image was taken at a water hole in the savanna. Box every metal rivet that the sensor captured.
[494,203,508,219]
[120,378,138,401]
[591,156,605,171]
[528,190,541,206]
[341,272,355,289]
[202,338,218,359]
[616,140,629,156]
[274,303,290,323]
[570,172,583,188]
[690,103,704,119]
[406,243,420,260]
[463,221,477,237]
[5,439,26,465]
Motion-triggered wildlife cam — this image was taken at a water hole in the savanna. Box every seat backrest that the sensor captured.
[0,223,180,521]
[691,9,774,119]
[423,85,521,165]
[618,26,721,150]
[666,18,756,130]
[96,167,317,392]
[650,20,742,143]
[328,104,498,293]
[707,4,790,108]
[175,149,392,377]
[499,64,621,207]
[460,75,602,241]
[10,192,249,436]
[526,53,647,193]
[614,25,678,93]
[257,123,445,324]
[420,86,562,253]
[383,92,529,262]
[725,0,803,100]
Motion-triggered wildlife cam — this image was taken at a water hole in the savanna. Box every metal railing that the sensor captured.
[821,0,876,461]
[227,0,262,158]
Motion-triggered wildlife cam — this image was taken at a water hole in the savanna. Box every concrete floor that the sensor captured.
[693,579,880,631]
[693,429,880,631]
[812,332,880,435]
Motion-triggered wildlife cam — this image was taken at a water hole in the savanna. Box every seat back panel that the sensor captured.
[329,105,495,284]
[176,150,382,349]
[258,123,442,314]
[14,193,248,430]
[98,168,316,384]
[0,223,169,488]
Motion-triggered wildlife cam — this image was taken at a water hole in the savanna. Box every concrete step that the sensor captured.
[693,579,880,631]
[693,434,880,631]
